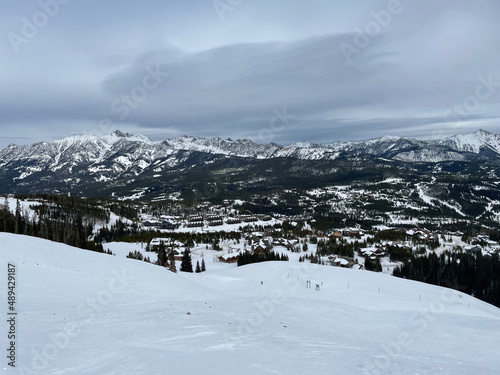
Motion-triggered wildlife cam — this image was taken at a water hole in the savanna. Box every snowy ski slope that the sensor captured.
[1,233,500,375]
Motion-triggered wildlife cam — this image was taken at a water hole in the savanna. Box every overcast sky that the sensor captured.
[1,0,500,148]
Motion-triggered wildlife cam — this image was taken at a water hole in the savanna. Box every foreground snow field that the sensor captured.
[2,233,500,375]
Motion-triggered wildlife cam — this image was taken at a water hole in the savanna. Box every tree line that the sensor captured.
[393,251,500,308]
[237,251,289,267]
[316,238,356,258]
[0,195,141,253]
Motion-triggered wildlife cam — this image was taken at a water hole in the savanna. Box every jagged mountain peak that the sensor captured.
[438,129,500,155]
[48,130,153,147]
[288,141,319,148]
[107,130,152,143]
[162,135,282,158]
[475,128,493,136]
[380,134,404,142]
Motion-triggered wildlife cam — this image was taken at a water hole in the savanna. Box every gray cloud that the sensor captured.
[0,0,499,148]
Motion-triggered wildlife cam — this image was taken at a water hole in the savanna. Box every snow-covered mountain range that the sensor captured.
[275,129,500,162]
[0,129,499,198]
[1,129,500,168]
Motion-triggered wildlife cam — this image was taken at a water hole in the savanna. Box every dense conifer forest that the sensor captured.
[393,251,500,308]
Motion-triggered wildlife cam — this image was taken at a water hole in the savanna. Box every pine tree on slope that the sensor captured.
[201,258,206,272]
[180,249,193,273]
[168,249,177,273]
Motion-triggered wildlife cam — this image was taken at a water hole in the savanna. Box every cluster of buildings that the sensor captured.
[464,233,500,255]
[141,213,276,230]
[405,228,439,241]
[148,238,186,260]
[142,220,179,230]
[217,233,302,263]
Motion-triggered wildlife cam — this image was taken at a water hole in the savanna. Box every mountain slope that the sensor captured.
[3,233,500,375]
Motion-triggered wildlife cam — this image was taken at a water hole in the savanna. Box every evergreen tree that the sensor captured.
[2,197,9,211]
[201,258,206,272]
[168,249,177,273]
[14,199,21,234]
[15,199,21,218]
[474,251,485,299]
[375,257,382,273]
[127,251,143,260]
[157,242,167,267]
[364,256,374,271]
[180,249,193,273]
[195,261,201,273]
[75,227,81,248]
